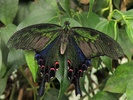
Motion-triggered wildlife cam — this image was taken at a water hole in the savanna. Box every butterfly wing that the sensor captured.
[66,27,124,96]
[8,23,62,51]
[8,21,124,97]
[71,27,124,60]
[66,36,91,95]
[35,36,61,96]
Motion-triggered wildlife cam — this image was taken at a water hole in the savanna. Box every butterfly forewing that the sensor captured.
[71,27,124,60]
[8,23,62,51]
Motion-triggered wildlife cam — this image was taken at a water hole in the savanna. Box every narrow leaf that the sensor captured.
[56,55,69,100]
[25,51,38,82]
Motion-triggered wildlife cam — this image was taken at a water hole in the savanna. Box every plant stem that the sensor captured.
[108,0,113,20]
[87,0,94,17]
[9,84,16,100]
[19,67,36,100]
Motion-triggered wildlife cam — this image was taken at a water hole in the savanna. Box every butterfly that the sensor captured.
[8,21,124,96]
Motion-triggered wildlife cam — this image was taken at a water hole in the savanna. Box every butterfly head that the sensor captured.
[63,21,70,32]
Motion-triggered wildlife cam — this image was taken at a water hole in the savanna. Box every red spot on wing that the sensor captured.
[54,61,59,69]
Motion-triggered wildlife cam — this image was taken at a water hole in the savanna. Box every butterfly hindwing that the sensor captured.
[8,23,62,51]
[35,36,61,96]
[66,36,91,95]
[71,27,124,60]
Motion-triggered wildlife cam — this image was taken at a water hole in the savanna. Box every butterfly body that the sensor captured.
[8,21,124,96]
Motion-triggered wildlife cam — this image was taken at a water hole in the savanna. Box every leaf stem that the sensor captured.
[114,20,118,40]
[108,0,113,20]
[87,0,94,17]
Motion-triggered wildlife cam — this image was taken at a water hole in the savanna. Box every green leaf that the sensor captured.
[88,0,94,14]
[7,49,25,76]
[0,49,6,78]
[0,37,9,65]
[101,56,112,72]
[112,10,133,44]
[118,29,133,60]
[0,49,2,70]
[91,91,117,100]
[123,9,133,17]
[17,7,58,30]
[25,51,38,82]
[86,12,100,28]
[0,48,8,76]
[91,57,101,69]
[104,61,133,93]
[95,19,118,39]
[0,24,16,65]
[113,10,133,25]
[1,24,16,44]
[43,88,68,100]
[80,73,89,95]
[113,0,121,9]
[75,12,100,28]
[56,55,69,100]
[0,0,18,25]
[126,79,133,100]
[112,10,123,21]
[57,0,71,17]
[92,0,110,16]
[14,3,30,24]
[0,63,6,78]
[38,0,59,12]
[125,20,133,43]
[0,77,7,95]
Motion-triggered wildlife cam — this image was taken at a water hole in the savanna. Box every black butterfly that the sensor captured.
[8,21,124,96]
